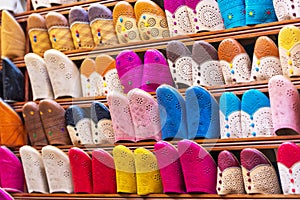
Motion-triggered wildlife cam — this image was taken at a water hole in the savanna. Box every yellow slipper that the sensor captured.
[113,1,141,44]
[134,0,170,41]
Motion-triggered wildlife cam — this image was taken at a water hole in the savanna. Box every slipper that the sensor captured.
[65,105,93,145]
[241,89,274,137]
[80,58,103,97]
[134,0,170,41]
[69,6,95,50]
[90,101,114,144]
[31,0,51,10]
[112,145,137,193]
[185,85,220,139]
[178,139,217,194]
[19,145,49,194]
[1,10,25,59]
[0,98,27,147]
[95,54,123,95]
[245,0,277,25]
[44,49,82,99]
[116,50,143,93]
[2,57,24,102]
[107,91,135,142]
[166,41,193,89]
[0,146,24,193]
[24,53,54,100]
[268,75,300,135]
[217,150,245,195]
[192,41,224,86]
[69,147,92,194]
[154,141,185,193]
[128,88,162,141]
[250,36,282,81]
[22,102,48,146]
[156,85,188,140]
[219,92,242,139]
[273,1,299,21]
[92,149,116,194]
[240,148,281,194]
[164,0,193,36]
[277,142,300,194]
[41,145,73,193]
[217,0,246,29]
[185,0,224,32]
[49,0,77,5]
[39,99,72,145]
[45,11,75,51]
[88,3,119,46]
[113,1,141,44]
[278,25,300,77]
[28,13,52,55]
[134,147,163,195]
[218,38,251,84]
[140,49,174,92]
[0,188,14,200]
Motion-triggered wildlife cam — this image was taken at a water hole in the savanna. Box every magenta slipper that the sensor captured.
[178,139,217,194]
[140,49,174,92]
[240,148,281,194]
[277,142,300,194]
[92,149,116,194]
[69,147,92,194]
[154,141,185,193]
[217,150,244,195]
[116,50,143,93]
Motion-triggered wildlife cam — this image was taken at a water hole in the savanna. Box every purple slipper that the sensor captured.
[217,150,245,195]
[140,49,174,92]
[240,148,281,194]
[0,146,24,193]
[154,141,185,193]
[178,139,217,194]
[116,50,143,93]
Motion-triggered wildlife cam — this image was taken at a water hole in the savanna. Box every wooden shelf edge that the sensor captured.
[11,193,300,199]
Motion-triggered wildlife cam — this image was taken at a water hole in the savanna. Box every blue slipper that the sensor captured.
[156,85,188,140]
[219,92,242,139]
[90,101,114,144]
[185,86,220,139]
[245,0,277,25]
[241,89,274,137]
[65,105,93,145]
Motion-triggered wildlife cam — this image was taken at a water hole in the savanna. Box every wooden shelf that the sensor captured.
[11,193,300,199]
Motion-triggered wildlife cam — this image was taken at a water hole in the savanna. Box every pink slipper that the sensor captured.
[92,149,116,194]
[268,75,300,135]
[240,148,281,194]
[107,91,135,142]
[277,142,300,194]
[69,147,92,194]
[154,141,185,193]
[0,188,14,200]
[178,139,217,194]
[0,146,24,193]
[140,49,174,92]
[116,50,143,93]
[164,0,193,36]
[217,150,244,195]
[128,88,161,142]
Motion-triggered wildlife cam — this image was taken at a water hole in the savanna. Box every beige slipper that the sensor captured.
[1,10,25,59]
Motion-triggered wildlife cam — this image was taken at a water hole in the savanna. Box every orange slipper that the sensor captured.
[113,1,141,44]
[134,0,170,41]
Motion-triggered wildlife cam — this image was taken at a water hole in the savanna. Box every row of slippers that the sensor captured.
[20,26,299,102]
[2,0,289,60]
[1,74,298,147]
[0,141,298,196]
